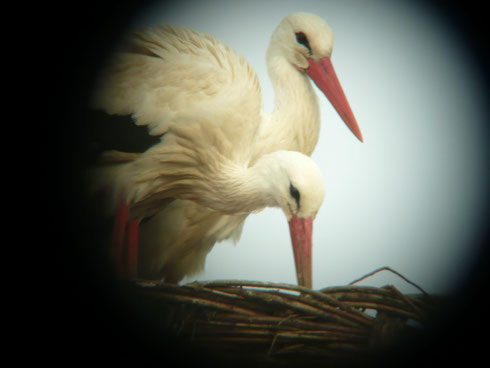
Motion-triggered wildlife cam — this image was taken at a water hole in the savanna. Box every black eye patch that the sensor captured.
[289,183,301,210]
[295,32,311,52]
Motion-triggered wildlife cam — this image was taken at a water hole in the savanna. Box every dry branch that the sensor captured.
[124,274,447,366]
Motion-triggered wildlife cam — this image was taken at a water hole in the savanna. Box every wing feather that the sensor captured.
[92,24,264,218]
[93,24,262,137]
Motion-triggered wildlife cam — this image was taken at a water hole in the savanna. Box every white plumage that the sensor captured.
[90,13,361,287]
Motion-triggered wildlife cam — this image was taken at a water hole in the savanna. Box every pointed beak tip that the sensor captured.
[307,56,364,144]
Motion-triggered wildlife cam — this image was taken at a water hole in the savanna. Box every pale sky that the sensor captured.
[129,0,488,293]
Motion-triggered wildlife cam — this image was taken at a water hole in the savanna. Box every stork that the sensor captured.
[90,13,362,288]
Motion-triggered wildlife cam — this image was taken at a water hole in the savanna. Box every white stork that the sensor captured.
[90,13,362,288]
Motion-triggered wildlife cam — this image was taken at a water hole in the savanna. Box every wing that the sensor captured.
[92,24,262,137]
[93,24,264,213]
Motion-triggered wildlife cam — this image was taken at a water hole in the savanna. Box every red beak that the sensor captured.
[288,214,313,288]
[306,56,363,142]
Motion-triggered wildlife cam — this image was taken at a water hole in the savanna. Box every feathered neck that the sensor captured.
[252,56,321,162]
[197,159,278,215]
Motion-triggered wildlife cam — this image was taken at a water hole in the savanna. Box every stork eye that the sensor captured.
[295,32,311,52]
[289,183,301,209]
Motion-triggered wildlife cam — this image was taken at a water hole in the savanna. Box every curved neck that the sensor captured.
[255,55,321,159]
[198,160,279,215]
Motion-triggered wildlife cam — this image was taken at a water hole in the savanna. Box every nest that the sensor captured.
[126,267,445,366]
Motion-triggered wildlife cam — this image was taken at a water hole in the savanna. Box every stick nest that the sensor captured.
[126,268,446,366]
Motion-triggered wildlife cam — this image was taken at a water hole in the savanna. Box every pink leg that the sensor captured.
[111,199,129,275]
[126,219,139,279]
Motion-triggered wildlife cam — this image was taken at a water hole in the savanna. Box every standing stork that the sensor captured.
[90,13,362,288]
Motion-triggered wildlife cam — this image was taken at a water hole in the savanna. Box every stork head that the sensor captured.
[257,150,325,289]
[267,151,325,222]
[267,12,363,142]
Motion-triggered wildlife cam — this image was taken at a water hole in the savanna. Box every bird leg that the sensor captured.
[126,219,139,278]
[111,198,129,276]
[111,199,139,278]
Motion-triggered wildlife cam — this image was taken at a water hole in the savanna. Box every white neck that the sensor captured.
[197,159,280,215]
[253,56,321,161]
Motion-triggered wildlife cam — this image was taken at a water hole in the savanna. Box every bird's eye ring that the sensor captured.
[295,32,311,53]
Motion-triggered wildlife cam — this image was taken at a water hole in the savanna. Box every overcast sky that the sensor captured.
[127,0,488,293]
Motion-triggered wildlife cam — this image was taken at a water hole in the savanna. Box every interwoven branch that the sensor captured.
[126,272,445,365]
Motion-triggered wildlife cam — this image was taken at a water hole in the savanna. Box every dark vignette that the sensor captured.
[50,1,489,367]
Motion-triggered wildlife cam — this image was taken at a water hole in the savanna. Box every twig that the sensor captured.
[381,285,425,320]
[348,266,429,296]
[141,291,260,316]
[268,333,279,356]
[236,287,373,327]
[124,278,445,363]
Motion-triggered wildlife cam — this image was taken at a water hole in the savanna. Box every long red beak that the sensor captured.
[306,56,363,142]
[288,214,313,288]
